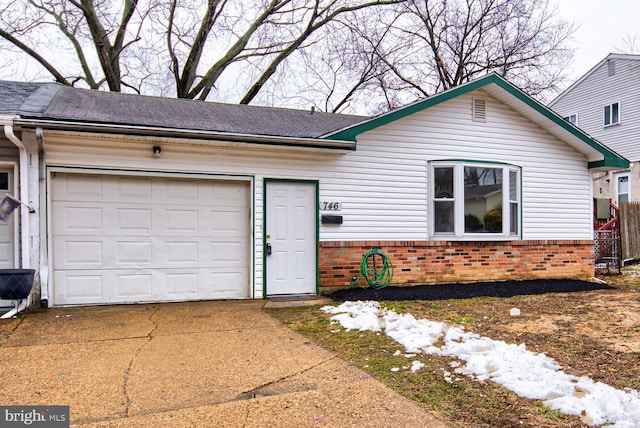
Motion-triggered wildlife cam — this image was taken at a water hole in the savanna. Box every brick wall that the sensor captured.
[318,240,594,293]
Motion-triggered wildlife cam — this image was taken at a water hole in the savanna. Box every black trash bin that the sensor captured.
[0,269,35,300]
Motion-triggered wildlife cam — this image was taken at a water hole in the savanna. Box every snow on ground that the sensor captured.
[321,301,640,427]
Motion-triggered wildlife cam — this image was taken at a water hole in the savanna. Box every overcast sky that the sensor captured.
[1,1,638,100]
[557,0,640,87]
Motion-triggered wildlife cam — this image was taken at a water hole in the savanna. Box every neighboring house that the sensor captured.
[549,53,640,209]
[0,74,628,309]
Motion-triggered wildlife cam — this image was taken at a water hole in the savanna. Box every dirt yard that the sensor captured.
[269,267,640,427]
[395,267,640,394]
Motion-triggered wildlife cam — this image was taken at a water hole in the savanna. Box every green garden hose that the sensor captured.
[349,248,394,289]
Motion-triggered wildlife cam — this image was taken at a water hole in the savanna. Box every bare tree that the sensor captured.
[0,0,152,92]
[615,33,640,54]
[272,0,576,114]
[0,0,403,104]
[354,0,576,108]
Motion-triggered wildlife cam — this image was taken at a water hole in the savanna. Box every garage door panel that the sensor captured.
[166,179,199,200]
[166,209,199,231]
[54,173,104,200]
[54,236,249,270]
[211,240,248,262]
[118,241,153,264]
[117,273,153,297]
[52,173,250,305]
[54,272,104,302]
[116,176,153,200]
[164,272,199,296]
[55,205,104,232]
[117,208,153,231]
[55,239,104,266]
[55,268,249,304]
[208,270,249,298]
[166,241,200,263]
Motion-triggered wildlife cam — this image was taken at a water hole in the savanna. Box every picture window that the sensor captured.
[431,162,520,238]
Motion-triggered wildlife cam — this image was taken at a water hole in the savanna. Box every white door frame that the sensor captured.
[614,172,630,206]
[263,179,318,297]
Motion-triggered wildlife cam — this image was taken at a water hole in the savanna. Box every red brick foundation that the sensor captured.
[318,240,594,293]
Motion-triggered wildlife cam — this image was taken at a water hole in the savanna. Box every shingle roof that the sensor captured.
[0,82,364,138]
[0,81,60,115]
[0,81,366,139]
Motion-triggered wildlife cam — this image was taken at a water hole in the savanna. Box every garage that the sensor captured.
[50,172,251,306]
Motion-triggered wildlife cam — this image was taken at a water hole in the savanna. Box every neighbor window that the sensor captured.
[0,172,8,191]
[563,114,577,126]
[431,162,520,238]
[604,102,620,126]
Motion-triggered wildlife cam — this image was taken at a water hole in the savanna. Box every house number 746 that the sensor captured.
[321,202,341,211]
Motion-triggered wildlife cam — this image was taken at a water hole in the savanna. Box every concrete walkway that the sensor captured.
[0,300,449,427]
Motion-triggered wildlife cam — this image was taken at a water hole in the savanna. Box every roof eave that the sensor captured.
[588,156,630,171]
[14,118,357,152]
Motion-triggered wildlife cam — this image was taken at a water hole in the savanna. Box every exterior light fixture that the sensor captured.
[153,146,161,158]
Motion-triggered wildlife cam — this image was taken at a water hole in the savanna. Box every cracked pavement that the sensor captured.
[0,300,448,427]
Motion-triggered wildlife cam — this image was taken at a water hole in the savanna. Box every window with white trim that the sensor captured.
[604,102,620,126]
[431,162,520,238]
[563,114,577,126]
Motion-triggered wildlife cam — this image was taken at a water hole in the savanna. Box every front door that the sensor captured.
[265,181,317,296]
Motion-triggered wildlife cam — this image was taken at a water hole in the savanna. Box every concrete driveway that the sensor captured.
[0,300,448,427]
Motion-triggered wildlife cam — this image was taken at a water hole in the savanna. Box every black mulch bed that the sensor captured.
[328,279,613,302]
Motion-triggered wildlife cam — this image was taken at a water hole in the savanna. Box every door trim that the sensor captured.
[263,178,319,298]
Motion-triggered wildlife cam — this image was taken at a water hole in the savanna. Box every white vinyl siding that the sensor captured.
[550,57,640,161]
[44,90,594,295]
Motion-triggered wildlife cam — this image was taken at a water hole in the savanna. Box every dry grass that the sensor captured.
[266,268,640,427]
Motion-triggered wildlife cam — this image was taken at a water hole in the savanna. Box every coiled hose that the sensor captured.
[349,248,394,289]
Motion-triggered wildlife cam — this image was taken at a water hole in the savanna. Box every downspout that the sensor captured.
[3,124,30,269]
[1,124,33,318]
[36,128,48,305]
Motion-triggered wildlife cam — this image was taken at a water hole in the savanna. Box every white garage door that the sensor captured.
[51,172,250,306]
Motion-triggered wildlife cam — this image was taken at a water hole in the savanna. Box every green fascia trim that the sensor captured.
[324,73,629,170]
[588,157,630,170]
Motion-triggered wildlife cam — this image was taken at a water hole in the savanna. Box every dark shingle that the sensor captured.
[40,86,367,138]
[0,81,60,114]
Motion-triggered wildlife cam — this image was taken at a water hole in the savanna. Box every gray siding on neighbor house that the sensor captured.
[550,56,640,162]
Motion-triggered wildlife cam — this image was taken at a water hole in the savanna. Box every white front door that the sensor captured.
[265,181,317,296]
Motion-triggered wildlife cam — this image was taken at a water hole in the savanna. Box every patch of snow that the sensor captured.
[322,301,640,427]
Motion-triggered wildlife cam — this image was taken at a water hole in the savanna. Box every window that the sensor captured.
[616,173,630,206]
[0,172,8,191]
[563,114,577,126]
[431,162,520,238]
[604,102,620,126]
